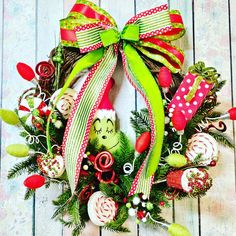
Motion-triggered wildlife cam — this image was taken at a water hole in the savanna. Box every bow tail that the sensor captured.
[62,46,118,192]
[121,44,165,197]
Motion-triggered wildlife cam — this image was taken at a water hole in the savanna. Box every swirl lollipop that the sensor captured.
[94,151,114,172]
[50,88,77,119]
[185,132,219,166]
[87,191,117,226]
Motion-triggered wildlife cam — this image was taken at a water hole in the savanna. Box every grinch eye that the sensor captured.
[106,127,113,134]
[94,126,102,134]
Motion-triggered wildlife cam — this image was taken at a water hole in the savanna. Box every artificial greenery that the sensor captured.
[7,156,38,179]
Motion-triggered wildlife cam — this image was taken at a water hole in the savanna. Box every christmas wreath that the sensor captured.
[1,1,235,236]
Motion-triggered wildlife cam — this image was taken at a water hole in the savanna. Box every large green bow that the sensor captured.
[50,0,185,196]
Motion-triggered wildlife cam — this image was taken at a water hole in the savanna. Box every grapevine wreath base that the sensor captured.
[1,1,236,236]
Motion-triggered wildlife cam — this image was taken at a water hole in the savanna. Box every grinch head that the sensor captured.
[89,109,120,152]
[89,78,120,152]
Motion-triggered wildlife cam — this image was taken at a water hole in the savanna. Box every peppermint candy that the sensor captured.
[18,96,47,127]
[185,132,218,166]
[37,154,65,178]
[50,88,77,119]
[87,191,117,226]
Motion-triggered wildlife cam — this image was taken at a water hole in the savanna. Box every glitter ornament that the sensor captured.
[166,153,187,168]
[37,154,65,178]
[167,168,212,194]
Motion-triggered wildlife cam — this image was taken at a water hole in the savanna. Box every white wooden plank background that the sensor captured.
[1,0,236,235]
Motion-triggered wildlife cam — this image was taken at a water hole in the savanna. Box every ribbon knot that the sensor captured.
[55,0,186,197]
[99,24,140,47]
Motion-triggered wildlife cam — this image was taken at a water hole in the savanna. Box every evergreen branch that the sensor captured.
[215,80,226,92]
[119,175,132,195]
[7,157,38,179]
[103,224,130,233]
[155,164,171,180]
[104,205,130,233]
[68,200,80,225]
[209,131,234,149]
[24,188,35,200]
[59,218,74,228]
[72,222,86,236]
[130,109,150,135]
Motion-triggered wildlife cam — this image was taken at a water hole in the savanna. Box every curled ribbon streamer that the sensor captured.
[57,0,185,196]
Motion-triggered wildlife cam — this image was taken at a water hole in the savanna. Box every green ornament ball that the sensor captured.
[126,203,132,208]
[0,109,20,126]
[6,144,29,157]
[166,153,187,168]
[168,223,191,236]
[146,202,154,210]
[136,219,141,224]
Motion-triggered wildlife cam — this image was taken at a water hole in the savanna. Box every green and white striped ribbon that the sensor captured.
[64,46,117,191]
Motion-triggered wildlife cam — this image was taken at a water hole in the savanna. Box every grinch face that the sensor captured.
[89,116,120,152]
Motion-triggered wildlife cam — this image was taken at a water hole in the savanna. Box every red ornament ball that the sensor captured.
[171,109,187,131]
[228,107,236,120]
[23,174,45,189]
[123,197,128,203]
[157,67,173,88]
[16,62,35,81]
[159,201,165,207]
[35,123,41,129]
[135,132,151,154]
[209,160,217,167]
[137,211,146,220]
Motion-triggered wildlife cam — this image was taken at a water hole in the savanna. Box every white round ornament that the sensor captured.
[50,88,77,119]
[185,132,218,165]
[87,191,117,226]
[37,154,65,178]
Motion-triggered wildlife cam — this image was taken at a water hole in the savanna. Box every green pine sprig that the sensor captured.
[7,157,38,179]
[208,131,234,148]
[24,188,35,200]
[103,205,130,233]
[130,108,150,135]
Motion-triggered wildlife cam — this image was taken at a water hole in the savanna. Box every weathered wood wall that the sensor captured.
[1,0,236,235]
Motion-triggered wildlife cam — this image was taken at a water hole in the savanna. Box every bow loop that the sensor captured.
[125,4,172,39]
[188,61,220,84]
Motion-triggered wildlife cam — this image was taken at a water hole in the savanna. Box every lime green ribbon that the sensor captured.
[54,0,185,196]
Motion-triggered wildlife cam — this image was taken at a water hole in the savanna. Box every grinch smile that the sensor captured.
[107,141,120,151]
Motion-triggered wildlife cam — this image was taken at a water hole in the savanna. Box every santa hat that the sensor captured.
[96,78,116,120]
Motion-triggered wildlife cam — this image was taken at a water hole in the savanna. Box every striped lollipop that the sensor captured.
[87,191,117,226]
[185,132,218,166]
